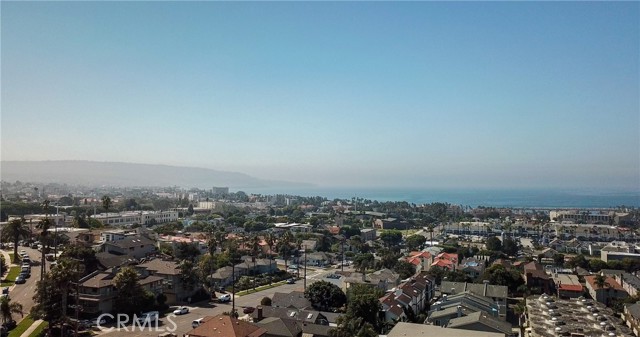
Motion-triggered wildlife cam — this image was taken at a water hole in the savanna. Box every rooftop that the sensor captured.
[387,322,504,337]
[526,295,634,337]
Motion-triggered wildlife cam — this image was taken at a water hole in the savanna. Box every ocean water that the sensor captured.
[244,187,640,208]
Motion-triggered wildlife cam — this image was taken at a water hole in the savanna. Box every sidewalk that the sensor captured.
[1,249,18,292]
[19,319,44,337]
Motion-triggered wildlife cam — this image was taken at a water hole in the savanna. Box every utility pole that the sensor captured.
[341,238,345,272]
[303,245,307,291]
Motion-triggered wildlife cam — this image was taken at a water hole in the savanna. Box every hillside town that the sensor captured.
[0,182,639,337]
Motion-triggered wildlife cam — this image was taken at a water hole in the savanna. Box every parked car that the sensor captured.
[18,272,30,279]
[191,318,204,328]
[1,320,16,331]
[173,306,189,315]
[94,315,113,326]
[242,307,255,314]
[136,311,159,324]
[286,278,296,284]
[14,276,26,284]
[217,294,231,303]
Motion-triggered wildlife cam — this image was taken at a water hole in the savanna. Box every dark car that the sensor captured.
[286,278,295,284]
[242,307,255,314]
[19,272,30,279]
[14,277,26,284]
[1,320,16,331]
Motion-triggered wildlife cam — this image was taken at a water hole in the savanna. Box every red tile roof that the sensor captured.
[559,284,583,292]
[585,275,624,291]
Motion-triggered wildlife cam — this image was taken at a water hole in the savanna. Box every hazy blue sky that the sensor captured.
[2,2,639,189]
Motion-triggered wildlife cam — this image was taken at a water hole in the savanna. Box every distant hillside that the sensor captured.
[0,161,310,189]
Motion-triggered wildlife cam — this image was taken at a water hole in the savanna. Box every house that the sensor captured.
[255,317,302,337]
[624,302,640,337]
[440,281,508,317]
[406,251,433,273]
[304,252,332,267]
[185,315,266,337]
[523,261,554,295]
[460,257,486,279]
[78,267,164,315]
[379,273,434,322]
[137,258,200,305]
[374,218,409,230]
[388,322,505,337]
[447,311,515,336]
[210,266,241,287]
[553,274,583,299]
[252,310,332,337]
[607,271,640,297]
[431,252,458,271]
[584,275,629,306]
[99,236,156,259]
[344,268,400,291]
[158,235,208,256]
[360,228,376,242]
[251,305,340,326]
[271,291,312,310]
[428,291,505,325]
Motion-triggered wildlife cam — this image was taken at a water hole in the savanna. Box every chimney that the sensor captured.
[256,306,263,321]
[457,305,462,317]
[484,282,488,296]
[395,288,402,297]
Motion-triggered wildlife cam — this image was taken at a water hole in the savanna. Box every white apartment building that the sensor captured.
[93,211,178,226]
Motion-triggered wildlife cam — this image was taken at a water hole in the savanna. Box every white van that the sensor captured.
[191,318,204,328]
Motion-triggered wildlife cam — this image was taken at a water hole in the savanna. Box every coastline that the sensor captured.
[242,187,640,208]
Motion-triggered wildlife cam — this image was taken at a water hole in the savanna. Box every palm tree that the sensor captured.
[265,233,275,285]
[593,274,612,304]
[250,235,260,290]
[49,258,80,334]
[37,218,52,281]
[102,195,112,226]
[3,218,29,263]
[278,232,293,270]
[0,296,23,323]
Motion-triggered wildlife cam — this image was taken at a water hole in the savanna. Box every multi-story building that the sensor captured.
[78,268,164,315]
[92,211,178,226]
[584,275,629,306]
[624,302,640,337]
[380,273,434,323]
[99,236,156,259]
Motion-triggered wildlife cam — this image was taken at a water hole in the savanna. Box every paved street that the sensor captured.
[3,246,48,317]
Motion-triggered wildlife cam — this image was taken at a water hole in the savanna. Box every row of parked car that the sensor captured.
[15,251,31,284]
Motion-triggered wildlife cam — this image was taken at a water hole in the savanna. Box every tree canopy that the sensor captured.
[304,281,347,311]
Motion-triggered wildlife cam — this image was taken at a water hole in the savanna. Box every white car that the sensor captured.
[173,306,189,315]
[217,294,231,303]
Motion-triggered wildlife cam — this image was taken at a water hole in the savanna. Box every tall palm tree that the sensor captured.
[102,195,112,226]
[37,218,52,281]
[265,233,275,285]
[3,218,29,263]
[593,274,612,304]
[278,232,293,270]
[250,235,260,290]
[0,296,23,323]
[50,258,81,332]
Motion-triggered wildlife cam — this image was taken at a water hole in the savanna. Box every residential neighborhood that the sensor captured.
[0,183,639,337]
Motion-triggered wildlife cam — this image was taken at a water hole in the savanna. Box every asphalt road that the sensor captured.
[4,246,49,318]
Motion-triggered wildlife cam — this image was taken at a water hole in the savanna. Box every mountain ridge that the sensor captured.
[0,160,312,189]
